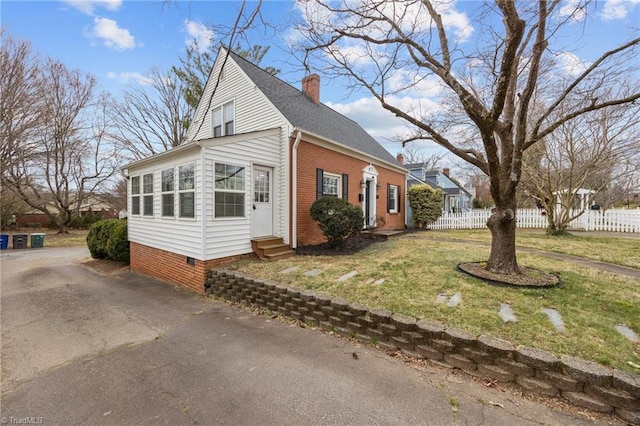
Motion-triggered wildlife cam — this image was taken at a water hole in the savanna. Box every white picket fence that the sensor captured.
[430,208,640,233]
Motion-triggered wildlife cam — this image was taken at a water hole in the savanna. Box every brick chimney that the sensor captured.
[443,168,450,177]
[396,153,404,164]
[302,74,320,104]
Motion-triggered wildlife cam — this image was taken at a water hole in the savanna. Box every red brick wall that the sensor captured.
[293,140,406,246]
[130,242,250,294]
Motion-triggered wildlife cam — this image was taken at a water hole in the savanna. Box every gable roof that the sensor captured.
[227,51,401,167]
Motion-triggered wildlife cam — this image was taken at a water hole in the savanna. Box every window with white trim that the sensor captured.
[179,164,195,218]
[161,168,174,217]
[214,163,245,217]
[212,101,234,137]
[322,173,341,197]
[142,173,154,216]
[388,184,400,213]
[131,176,140,215]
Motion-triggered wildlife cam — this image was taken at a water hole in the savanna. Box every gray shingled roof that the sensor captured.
[229,51,401,167]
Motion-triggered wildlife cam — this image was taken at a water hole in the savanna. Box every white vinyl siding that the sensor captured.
[127,150,203,259]
[203,131,283,260]
[188,58,286,142]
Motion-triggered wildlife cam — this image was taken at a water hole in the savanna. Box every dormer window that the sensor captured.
[213,101,234,137]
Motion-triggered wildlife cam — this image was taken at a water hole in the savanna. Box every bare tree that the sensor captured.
[172,41,279,111]
[2,51,117,233]
[0,29,41,188]
[400,143,443,169]
[109,67,192,161]
[296,0,640,275]
[522,105,639,233]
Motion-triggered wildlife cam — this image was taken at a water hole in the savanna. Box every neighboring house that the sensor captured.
[123,49,407,293]
[402,160,473,225]
[14,194,117,227]
[553,188,597,211]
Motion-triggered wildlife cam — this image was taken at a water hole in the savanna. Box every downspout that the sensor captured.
[291,130,302,249]
[196,141,206,262]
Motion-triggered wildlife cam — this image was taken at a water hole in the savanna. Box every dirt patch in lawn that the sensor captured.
[295,235,382,256]
[457,261,561,288]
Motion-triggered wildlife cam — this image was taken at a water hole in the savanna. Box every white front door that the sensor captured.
[251,166,273,237]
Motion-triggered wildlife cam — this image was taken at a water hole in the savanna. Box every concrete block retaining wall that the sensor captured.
[206,270,640,425]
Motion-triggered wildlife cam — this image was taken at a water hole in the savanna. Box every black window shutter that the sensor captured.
[397,186,401,213]
[316,168,324,200]
[342,174,348,201]
[387,183,392,212]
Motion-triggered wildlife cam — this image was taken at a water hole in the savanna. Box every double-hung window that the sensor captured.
[322,173,341,197]
[215,163,245,217]
[179,164,195,218]
[143,173,154,216]
[131,176,140,215]
[212,101,234,137]
[388,184,400,213]
[161,168,174,217]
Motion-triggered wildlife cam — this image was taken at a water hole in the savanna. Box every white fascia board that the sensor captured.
[121,142,201,172]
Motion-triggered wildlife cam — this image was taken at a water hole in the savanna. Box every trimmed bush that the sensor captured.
[310,197,364,249]
[87,219,129,262]
[408,184,443,228]
[106,219,130,263]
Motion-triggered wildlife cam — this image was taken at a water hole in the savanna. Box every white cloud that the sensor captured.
[432,0,474,42]
[184,20,214,53]
[106,71,151,85]
[558,0,588,22]
[556,52,590,77]
[64,0,121,15]
[327,95,440,143]
[601,0,640,20]
[88,17,136,51]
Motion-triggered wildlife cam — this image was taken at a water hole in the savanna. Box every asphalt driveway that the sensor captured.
[0,248,615,425]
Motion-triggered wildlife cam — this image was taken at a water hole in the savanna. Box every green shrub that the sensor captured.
[106,219,129,262]
[87,219,128,262]
[310,197,364,249]
[408,184,443,228]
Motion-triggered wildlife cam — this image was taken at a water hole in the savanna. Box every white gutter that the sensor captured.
[291,130,302,249]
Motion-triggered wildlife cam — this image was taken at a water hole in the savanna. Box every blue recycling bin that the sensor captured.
[0,234,8,250]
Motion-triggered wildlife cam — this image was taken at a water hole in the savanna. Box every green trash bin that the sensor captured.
[30,233,45,248]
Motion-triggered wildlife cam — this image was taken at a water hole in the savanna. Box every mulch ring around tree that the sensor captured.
[457,262,561,288]
[296,234,382,256]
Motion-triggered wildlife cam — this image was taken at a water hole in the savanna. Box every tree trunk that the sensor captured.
[485,206,520,274]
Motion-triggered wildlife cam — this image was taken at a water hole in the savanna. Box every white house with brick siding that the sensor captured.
[123,48,407,293]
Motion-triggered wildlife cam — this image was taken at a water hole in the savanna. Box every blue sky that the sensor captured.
[2,0,639,164]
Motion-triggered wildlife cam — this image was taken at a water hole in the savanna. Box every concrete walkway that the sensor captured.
[0,248,620,425]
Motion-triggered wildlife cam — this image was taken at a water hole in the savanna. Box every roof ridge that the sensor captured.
[228,50,367,127]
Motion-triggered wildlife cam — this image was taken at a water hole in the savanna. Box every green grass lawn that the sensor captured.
[227,231,640,374]
[423,229,640,269]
